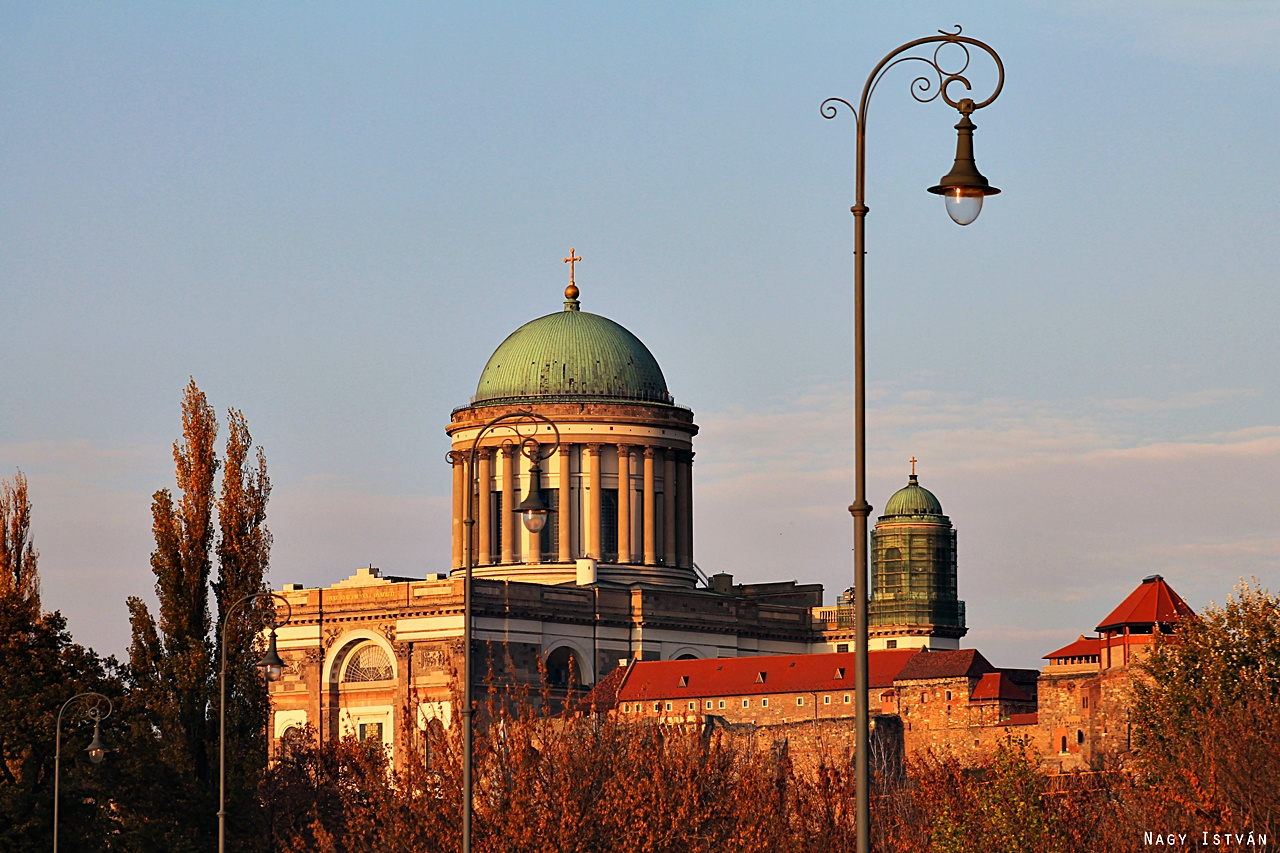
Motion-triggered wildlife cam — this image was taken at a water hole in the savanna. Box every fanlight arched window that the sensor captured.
[342,643,394,683]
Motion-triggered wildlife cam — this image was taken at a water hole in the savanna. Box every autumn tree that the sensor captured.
[0,472,116,852]
[121,380,274,851]
[1132,579,1280,834]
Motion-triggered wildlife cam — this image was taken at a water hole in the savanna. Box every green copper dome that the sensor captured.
[882,474,945,518]
[473,290,671,406]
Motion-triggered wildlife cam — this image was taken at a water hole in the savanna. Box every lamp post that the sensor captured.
[53,692,112,853]
[218,590,291,853]
[452,410,559,853]
[822,26,1004,853]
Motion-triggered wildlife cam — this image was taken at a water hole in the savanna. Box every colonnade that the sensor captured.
[450,442,693,570]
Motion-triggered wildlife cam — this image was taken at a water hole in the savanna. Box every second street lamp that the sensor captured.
[455,411,560,853]
[822,25,1005,853]
[218,590,292,853]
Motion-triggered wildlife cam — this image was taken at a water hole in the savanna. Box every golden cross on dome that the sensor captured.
[910,457,917,476]
[563,248,582,284]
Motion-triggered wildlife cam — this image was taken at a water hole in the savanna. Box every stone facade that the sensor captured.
[267,567,825,763]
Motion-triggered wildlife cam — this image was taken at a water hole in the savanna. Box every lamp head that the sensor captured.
[87,719,106,764]
[259,629,285,682]
[927,101,999,226]
[514,461,553,534]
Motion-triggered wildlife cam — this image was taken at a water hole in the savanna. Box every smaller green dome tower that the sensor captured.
[866,465,967,649]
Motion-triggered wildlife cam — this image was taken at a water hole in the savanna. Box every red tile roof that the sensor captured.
[614,649,921,703]
[577,662,632,712]
[1043,635,1103,661]
[1007,712,1038,726]
[970,671,1032,702]
[1095,575,1195,632]
[893,648,994,682]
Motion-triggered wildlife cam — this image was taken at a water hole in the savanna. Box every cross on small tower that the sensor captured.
[910,457,917,476]
[563,248,582,284]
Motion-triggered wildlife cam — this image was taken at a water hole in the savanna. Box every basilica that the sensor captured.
[267,265,981,767]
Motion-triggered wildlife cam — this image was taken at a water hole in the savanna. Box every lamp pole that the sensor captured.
[453,410,559,853]
[218,590,291,853]
[822,27,1004,853]
[53,692,111,853]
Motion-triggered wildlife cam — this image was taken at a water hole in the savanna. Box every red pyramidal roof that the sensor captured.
[1095,574,1195,633]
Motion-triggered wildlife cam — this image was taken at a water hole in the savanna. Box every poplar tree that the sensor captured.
[122,380,274,851]
[127,379,220,786]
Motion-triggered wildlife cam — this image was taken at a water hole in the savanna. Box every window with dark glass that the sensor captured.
[601,488,618,562]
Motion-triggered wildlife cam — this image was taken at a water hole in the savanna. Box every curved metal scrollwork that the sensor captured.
[820,26,1003,129]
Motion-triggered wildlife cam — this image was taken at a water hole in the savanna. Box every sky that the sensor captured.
[2,2,1278,670]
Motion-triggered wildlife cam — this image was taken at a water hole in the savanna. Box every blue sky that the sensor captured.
[2,2,1278,669]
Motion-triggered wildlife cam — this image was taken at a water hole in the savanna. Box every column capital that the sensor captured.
[477,446,494,462]
[643,446,656,459]
[585,442,602,454]
[616,443,631,457]
[447,450,466,466]
[500,444,518,458]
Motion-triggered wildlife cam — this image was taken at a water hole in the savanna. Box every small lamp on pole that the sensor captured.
[54,692,113,853]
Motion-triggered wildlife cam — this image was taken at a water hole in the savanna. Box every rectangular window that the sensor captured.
[491,491,503,563]
[945,690,952,701]
[762,698,769,708]
[742,699,749,708]
[539,489,560,562]
[705,700,713,710]
[796,697,805,706]
[601,488,619,562]
[358,722,383,743]
[836,643,849,653]
[717,699,726,709]
[664,702,672,711]
[844,695,851,704]
[688,701,695,710]
[886,639,898,649]
[824,695,831,705]
[653,702,660,712]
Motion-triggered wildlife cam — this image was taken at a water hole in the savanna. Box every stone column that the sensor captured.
[643,447,657,566]
[683,451,695,569]
[557,443,572,562]
[616,445,632,564]
[586,443,602,559]
[450,451,464,570]
[673,450,687,569]
[501,445,516,564]
[477,448,492,566]
[663,449,677,566]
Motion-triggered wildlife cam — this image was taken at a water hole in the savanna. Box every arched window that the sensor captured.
[1077,730,1085,745]
[545,646,582,687]
[342,643,393,683]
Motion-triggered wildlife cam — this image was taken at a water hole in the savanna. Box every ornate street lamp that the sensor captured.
[451,411,560,853]
[218,590,292,853]
[53,692,112,853]
[822,26,1004,853]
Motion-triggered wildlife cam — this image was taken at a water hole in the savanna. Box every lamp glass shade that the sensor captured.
[259,630,285,682]
[943,186,985,226]
[521,508,549,534]
[88,721,106,764]
[513,461,553,533]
